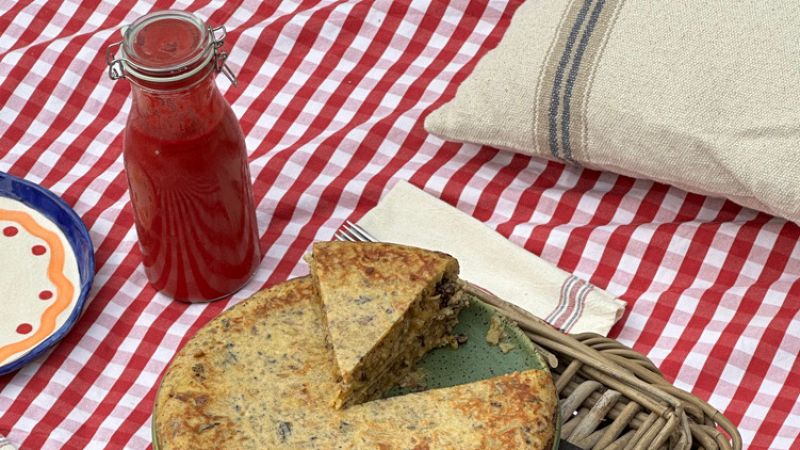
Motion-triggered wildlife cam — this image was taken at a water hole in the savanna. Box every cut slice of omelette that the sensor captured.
[153,277,557,449]
[308,241,467,409]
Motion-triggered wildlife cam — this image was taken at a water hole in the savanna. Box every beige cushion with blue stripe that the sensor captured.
[426,0,800,222]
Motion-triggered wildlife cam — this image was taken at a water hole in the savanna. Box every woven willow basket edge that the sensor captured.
[466,283,742,450]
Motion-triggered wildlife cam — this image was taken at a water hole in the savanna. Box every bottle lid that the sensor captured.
[105,10,236,85]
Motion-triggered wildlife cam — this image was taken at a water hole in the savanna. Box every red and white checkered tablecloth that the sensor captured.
[1,1,798,448]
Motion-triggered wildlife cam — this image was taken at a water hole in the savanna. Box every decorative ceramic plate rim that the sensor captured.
[0,171,94,375]
[151,284,559,450]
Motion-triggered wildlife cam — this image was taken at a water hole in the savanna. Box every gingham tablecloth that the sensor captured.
[0,1,798,449]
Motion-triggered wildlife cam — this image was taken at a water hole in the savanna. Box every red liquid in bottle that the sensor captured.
[118,12,260,301]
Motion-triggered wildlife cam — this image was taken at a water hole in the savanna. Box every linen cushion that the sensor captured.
[426,0,800,222]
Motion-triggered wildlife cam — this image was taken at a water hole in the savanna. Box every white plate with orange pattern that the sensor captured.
[0,171,94,375]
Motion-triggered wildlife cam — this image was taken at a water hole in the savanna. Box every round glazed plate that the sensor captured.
[390,292,551,394]
[152,279,560,450]
[0,171,94,375]
[153,288,559,449]
[390,291,560,450]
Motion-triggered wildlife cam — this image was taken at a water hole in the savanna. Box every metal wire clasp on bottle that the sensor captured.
[105,24,237,86]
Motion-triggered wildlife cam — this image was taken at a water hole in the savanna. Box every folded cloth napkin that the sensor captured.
[358,180,626,336]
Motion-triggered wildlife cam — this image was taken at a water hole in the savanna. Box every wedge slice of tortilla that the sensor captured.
[309,241,466,409]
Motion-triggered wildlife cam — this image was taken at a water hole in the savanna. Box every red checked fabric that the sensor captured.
[0,1,797,449]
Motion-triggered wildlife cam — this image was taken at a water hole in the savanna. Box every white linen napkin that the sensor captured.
[358,180,626,336]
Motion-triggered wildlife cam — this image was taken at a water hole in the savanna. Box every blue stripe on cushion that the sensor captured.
[548,0,594,160]
[562,0,607,162]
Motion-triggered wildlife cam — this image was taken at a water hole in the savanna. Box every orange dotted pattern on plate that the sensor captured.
[0,208,75,363]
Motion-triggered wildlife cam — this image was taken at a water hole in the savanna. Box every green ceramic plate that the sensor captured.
[388,292,560,449]
[153,289,559,449]
[389,294,550,394]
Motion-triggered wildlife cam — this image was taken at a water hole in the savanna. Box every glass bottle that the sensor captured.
[106,10,260,302]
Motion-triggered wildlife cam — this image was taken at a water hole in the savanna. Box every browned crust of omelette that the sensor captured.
[153,277,556,450]
[310,241,466,408]
[153,278,319,447]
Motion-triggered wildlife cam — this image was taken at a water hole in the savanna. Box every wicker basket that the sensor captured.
[469,284,742,450]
